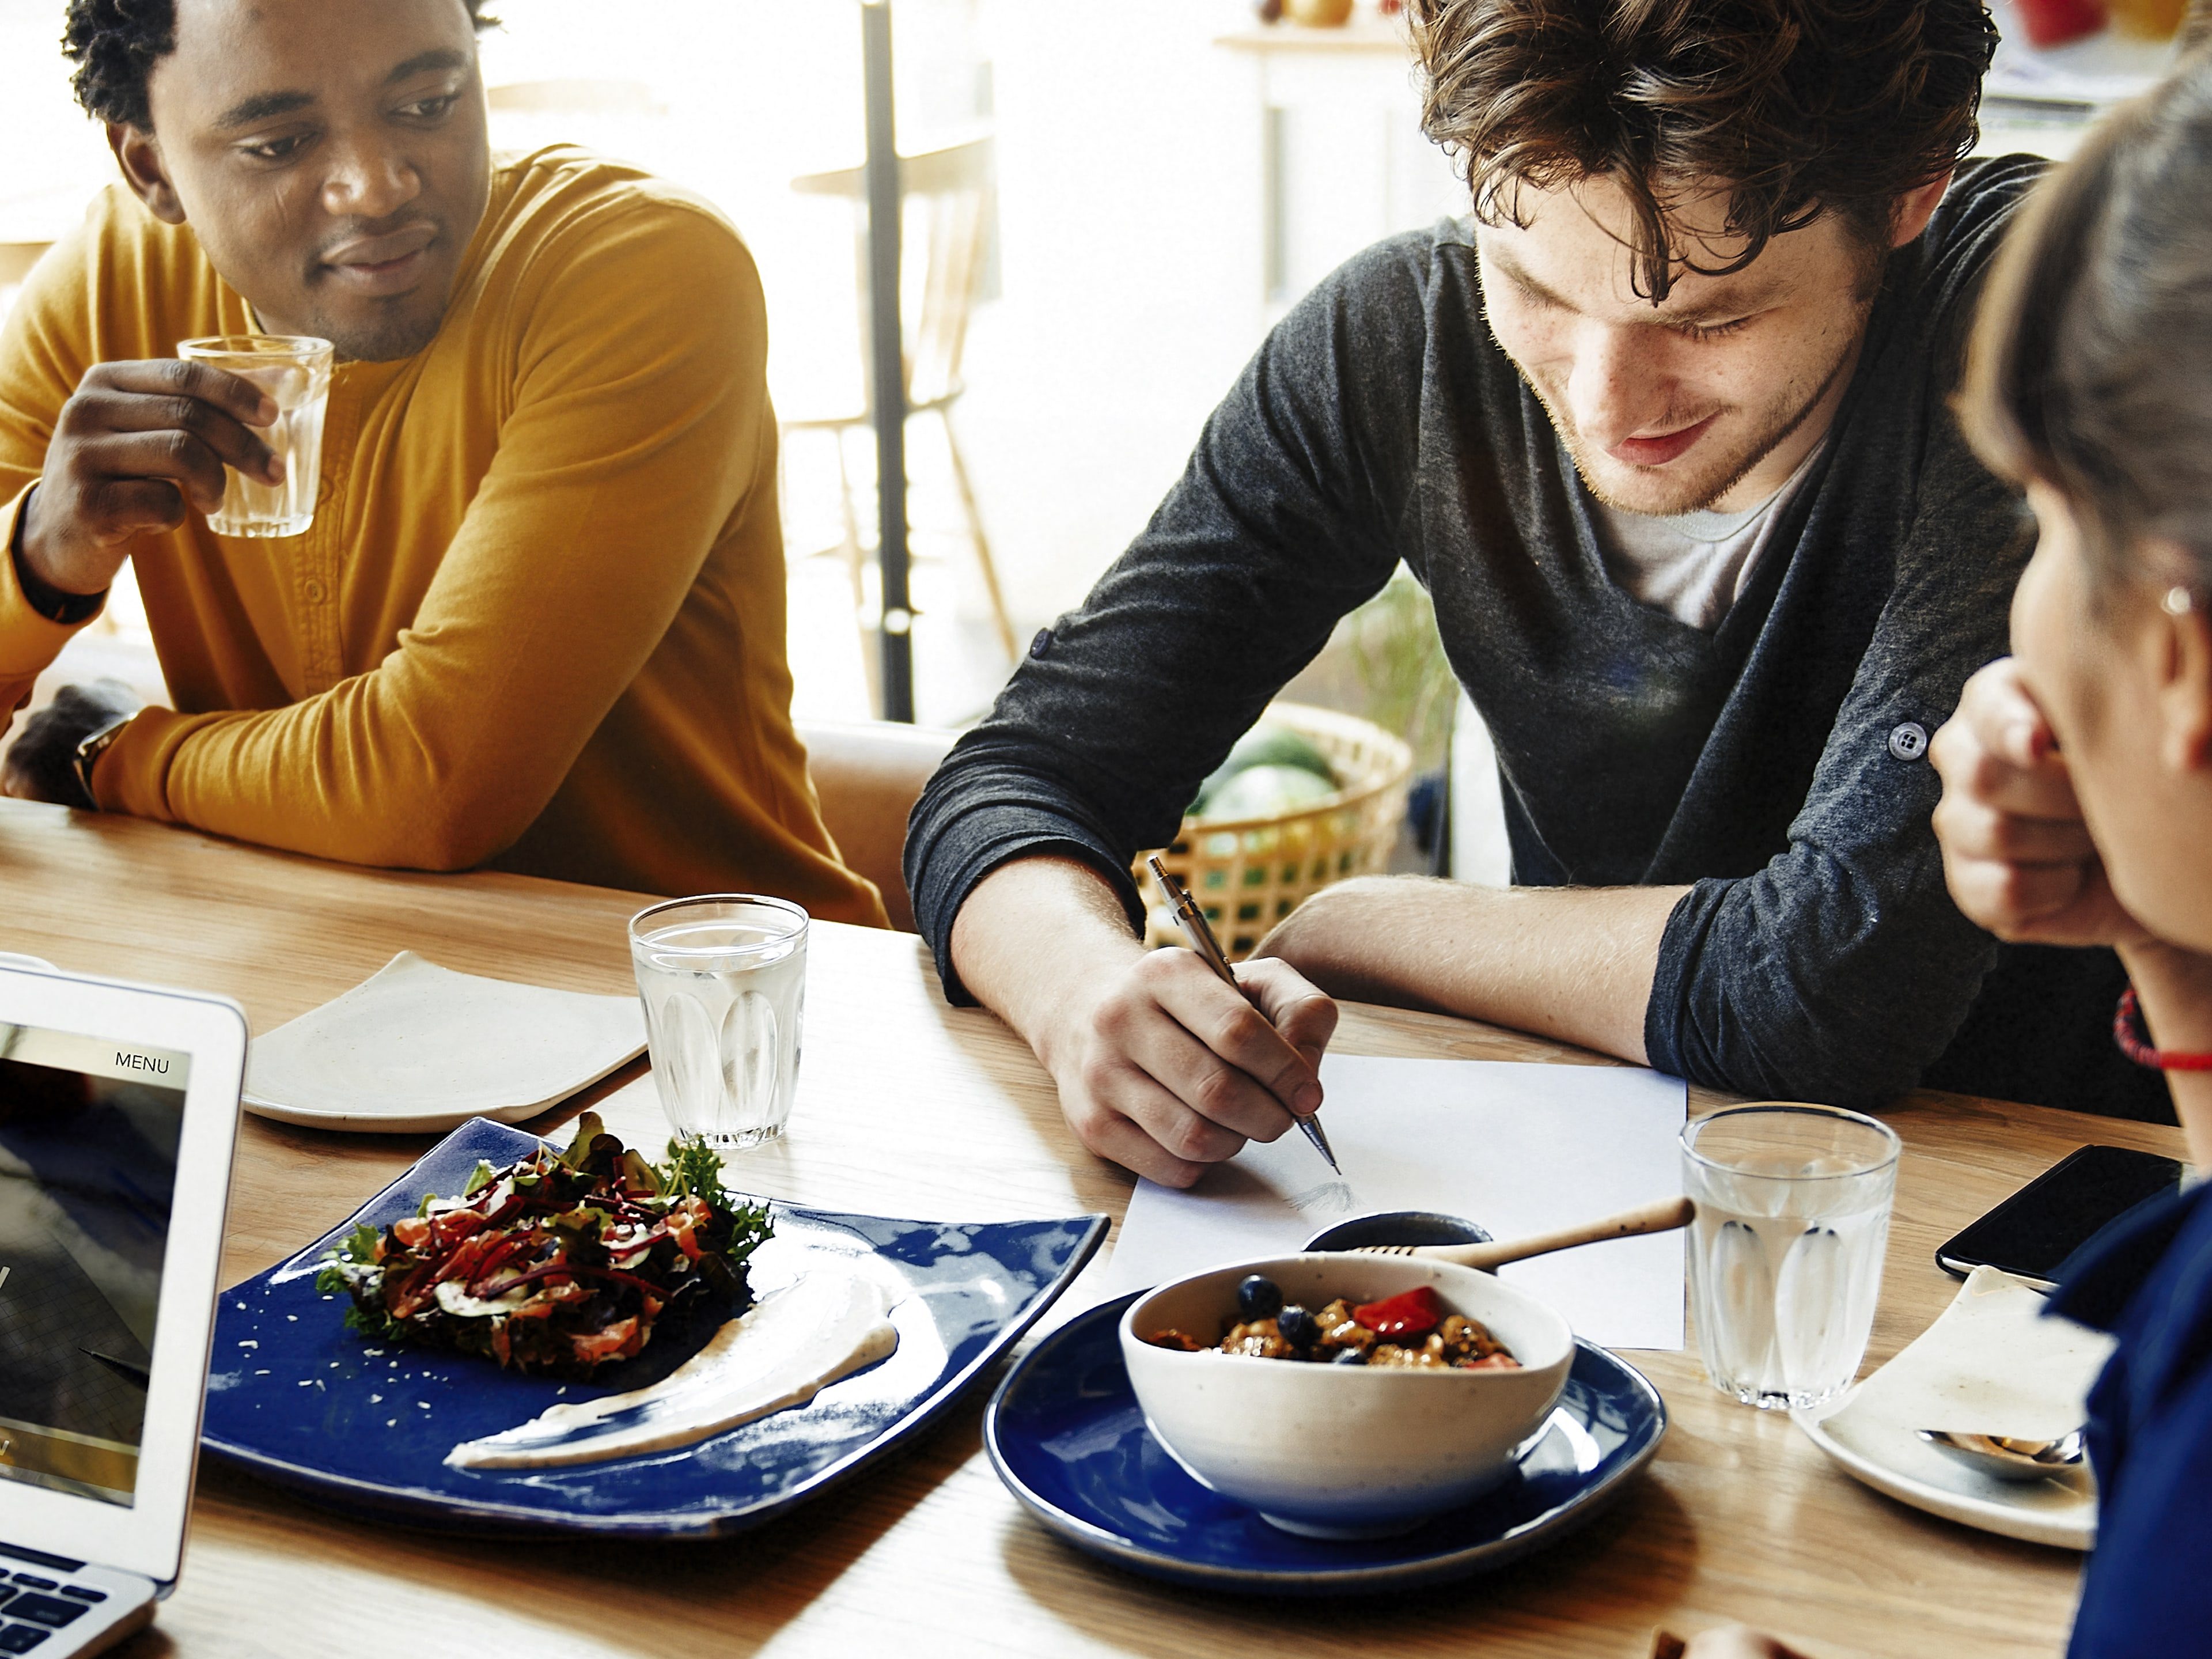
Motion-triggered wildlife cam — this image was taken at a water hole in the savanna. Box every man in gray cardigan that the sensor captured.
[907,0,2168,1187]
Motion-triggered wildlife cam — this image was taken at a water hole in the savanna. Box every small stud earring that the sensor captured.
[2165,586,2196,616]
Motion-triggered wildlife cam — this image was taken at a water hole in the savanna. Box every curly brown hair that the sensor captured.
[1411,0,1999,300]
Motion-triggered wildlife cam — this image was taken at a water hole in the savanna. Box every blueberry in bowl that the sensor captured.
[1119,1253,1574,1538]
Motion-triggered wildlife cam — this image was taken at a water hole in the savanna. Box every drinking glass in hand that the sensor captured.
[1681,1104,1900,1411]
[175,335,333,537]
[629,895,808,1149]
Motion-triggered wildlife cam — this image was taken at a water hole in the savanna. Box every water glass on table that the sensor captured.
[1682,1103,1901,1411]
[629,895,808,1149]
[175,334,334,537]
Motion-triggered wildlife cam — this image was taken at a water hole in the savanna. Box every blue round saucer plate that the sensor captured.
[983,1292,1666,1596]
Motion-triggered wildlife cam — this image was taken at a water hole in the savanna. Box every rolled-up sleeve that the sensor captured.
[907,248,1425,1001]
[1643,439,2020,1107]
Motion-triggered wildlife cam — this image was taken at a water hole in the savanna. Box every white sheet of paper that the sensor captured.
[1101,1056,1687,1350]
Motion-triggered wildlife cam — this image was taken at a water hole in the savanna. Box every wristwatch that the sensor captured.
[72,711,134,808]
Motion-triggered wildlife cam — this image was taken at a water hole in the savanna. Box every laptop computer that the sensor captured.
[0,959,246,1655]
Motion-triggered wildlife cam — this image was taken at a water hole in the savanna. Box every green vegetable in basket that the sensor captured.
[1189,722,1338,816]
[1196,762,1339,823]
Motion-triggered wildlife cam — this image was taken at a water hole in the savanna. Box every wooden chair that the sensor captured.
[782,133,1016,662]
[796,718,957,934]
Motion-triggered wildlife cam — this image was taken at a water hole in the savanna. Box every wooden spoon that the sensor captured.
[1350,1195,1694,1270]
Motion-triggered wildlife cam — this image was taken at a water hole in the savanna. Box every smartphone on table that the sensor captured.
[1936,1143,2190,1290]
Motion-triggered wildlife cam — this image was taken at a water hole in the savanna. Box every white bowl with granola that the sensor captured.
[1118,1252,1574,1537]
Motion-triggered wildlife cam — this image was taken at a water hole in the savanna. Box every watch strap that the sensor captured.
[72,711,134,808]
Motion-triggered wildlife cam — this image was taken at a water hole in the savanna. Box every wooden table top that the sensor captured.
[1,802,2171,1659]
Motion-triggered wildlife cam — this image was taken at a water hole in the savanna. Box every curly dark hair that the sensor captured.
[1410,0,2000,301]
[62,0,499,131]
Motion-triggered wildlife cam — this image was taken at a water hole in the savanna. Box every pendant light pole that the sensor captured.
[860,0,914,722]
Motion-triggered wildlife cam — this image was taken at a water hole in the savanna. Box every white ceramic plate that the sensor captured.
[1797,1398,2096,1550]
[1794,1267,2108,1551]
[243,952,645,1133]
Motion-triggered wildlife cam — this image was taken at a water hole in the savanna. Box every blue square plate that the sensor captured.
[202,1117,1108,1537]
[984,1291,1666,1594]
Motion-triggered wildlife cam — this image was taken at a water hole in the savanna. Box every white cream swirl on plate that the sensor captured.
[445,1273,899,1470]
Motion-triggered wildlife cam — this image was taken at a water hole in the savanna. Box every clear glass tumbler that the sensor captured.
[175,335,334,537]
[629,895,808,1149]
[1682,1103,1901,1412]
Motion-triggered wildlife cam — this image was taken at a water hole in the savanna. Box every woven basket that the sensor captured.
[1135,703,1415,960]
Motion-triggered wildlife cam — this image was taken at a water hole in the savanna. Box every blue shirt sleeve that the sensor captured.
[2059,1183,2212,1657]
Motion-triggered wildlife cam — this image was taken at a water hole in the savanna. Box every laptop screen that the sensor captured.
[0,1024,191,1509]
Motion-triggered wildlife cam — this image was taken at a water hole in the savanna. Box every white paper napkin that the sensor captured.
[244,951,645,1133]
[1847,1265,2114,1442]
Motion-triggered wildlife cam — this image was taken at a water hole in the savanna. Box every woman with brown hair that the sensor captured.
[1931,43,2212,1657]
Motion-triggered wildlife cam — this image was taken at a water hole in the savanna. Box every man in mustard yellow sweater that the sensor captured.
[0,0,888,927]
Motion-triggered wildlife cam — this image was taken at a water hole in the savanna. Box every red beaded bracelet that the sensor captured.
[2115,987,2212,1071]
